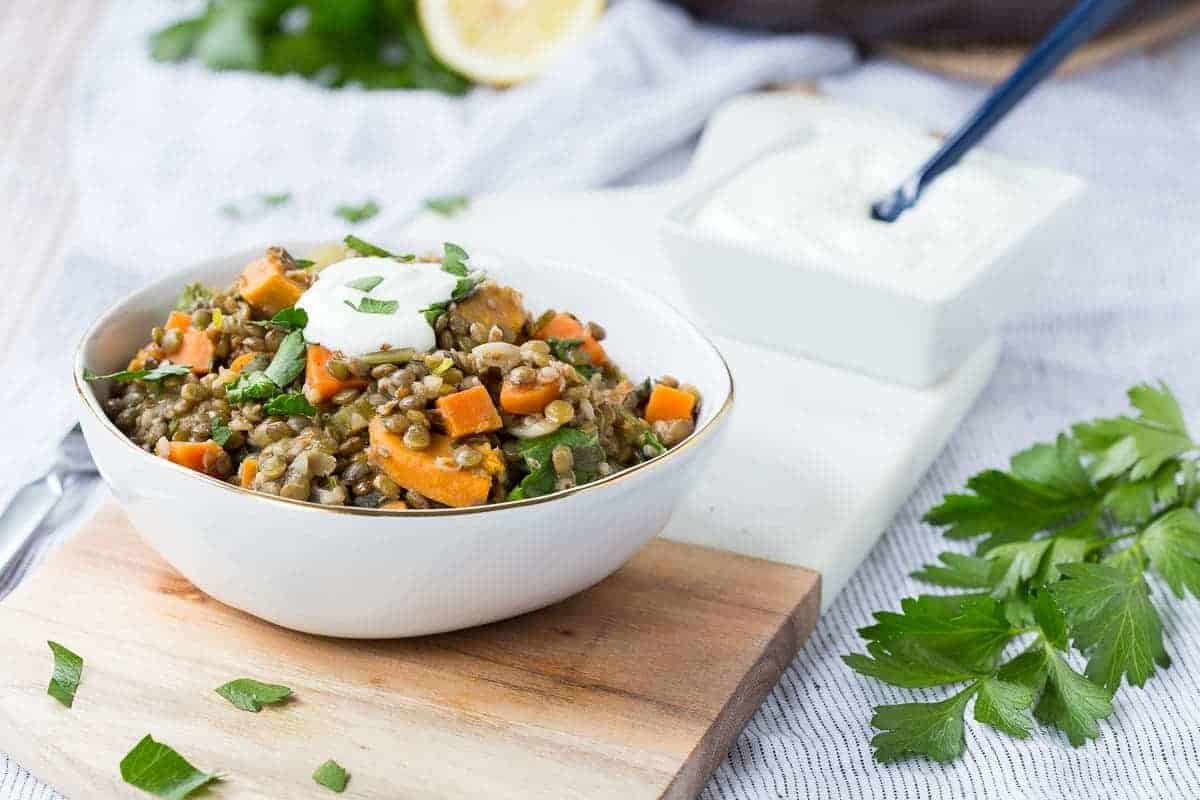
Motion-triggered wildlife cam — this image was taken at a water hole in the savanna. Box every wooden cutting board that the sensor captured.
[0,505,819,799]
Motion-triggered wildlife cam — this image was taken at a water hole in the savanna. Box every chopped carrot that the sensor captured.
[436,385,503,438]
[304,344,367,404]
[534,312,608,367]
[238,458,258,489]
[382,500,409,510]
[499,380,561,415]
[237,248,304,316]
[644,384,696,424]
[165,441,227,476]
[228,352,258,375]
[128,344,164,371]
[174,328,215,375]
[165,311,192,332]
[368,418,492,508]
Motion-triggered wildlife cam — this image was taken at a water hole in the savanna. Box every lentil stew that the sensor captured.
[86,238,702,510]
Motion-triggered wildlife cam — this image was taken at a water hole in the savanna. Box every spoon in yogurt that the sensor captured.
[871,0,1131,223]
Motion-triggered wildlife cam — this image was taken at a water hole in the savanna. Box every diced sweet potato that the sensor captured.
[164,441,227,476]
[534,312,607,366]
[165,311,192,332]
[237,248,304,316]
[175,329,214,375]
[228,352,259,375]
[368,418,491,508]
[238,458,258,488]
[644,384,696,424]
[455,284,527,340]
[304,344,367,404]
[436,385,503,438]
[499,380,561,415]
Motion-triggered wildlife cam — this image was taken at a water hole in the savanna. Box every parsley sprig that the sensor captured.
[847,382,1200,763]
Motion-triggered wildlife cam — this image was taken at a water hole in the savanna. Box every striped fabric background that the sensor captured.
[6,1,1200,797]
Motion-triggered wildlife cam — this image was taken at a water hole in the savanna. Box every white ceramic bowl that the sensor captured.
[660,96,1085,388]
[74,241,732,638]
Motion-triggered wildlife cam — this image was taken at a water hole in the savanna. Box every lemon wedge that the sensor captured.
[418,0,605,86]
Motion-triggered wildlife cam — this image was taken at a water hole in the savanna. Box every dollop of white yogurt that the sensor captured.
[297,257,459,356]
[692,119,1054,297]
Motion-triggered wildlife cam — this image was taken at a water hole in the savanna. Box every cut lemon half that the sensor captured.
[418,0,605,87]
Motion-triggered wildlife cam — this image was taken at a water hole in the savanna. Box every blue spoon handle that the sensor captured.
[871,0,1132,222]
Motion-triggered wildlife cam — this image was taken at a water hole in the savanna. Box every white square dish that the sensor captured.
[660,96,1085,388]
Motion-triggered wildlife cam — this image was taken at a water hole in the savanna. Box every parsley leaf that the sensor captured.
[1035,644,1113,746]
[335,199,379,224]
[264,329,307,388]
[344,235,393,258]
[1073,382,1193,480]
[313,759,349,793]
[294,259,315,269]
[268,307,308,330]
[264,392,317,418]
[546,338,595,379]
[508,428,604,501]
[856,594,1014,673]
[119,734,217,799]
[345,275,383,292]
[210,417,234,447]
[973,677,1035,738]
[425,195,470,217]
[911,552,996,589]
[344,297,399,315]
[1051,561,1168,691]
[924,435,1099,553]
[870,684,976,763]
[83,364,192,383]
[173,282,213,312]
[420,301,449,327]
[46,641,83,708]
[1141,508,1200,599]
[225,370,279,404]
[441,242,470,276]
[214,678,292,712]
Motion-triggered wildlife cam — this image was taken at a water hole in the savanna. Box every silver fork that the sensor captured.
[0,424,98,575]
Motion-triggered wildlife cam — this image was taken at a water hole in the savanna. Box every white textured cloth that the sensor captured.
[6,1,1200,798]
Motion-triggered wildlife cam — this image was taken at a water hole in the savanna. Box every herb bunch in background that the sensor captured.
[846,383,1200,763]
[150,0,469,94]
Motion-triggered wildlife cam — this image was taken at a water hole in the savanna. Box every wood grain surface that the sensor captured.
[0,505,819,798]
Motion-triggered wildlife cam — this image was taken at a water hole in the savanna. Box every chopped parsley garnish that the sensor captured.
[343,234,410,259]
[293,259,315,269]
[210,417,234,447]
[335,200,379,224]
[546,338,595,378]
[119,735,216,799]
[46,641,83,708]
[344,297,399,315]
[508,428,604,501]
[224,370,278,404]
[312,759,349,793]
[345,275,384,293]
[845,382,1200,763]
[173,282,212,312]
[268,307,308,330]
[83,364,192,383]
[264,392,317,418]
[425,195,470,217]
[261,191,291,207]
[640,431,666,457]
[420,301,449,327]
[441,242,470,276]
[263,329,307,388]
[214,678,293,712]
